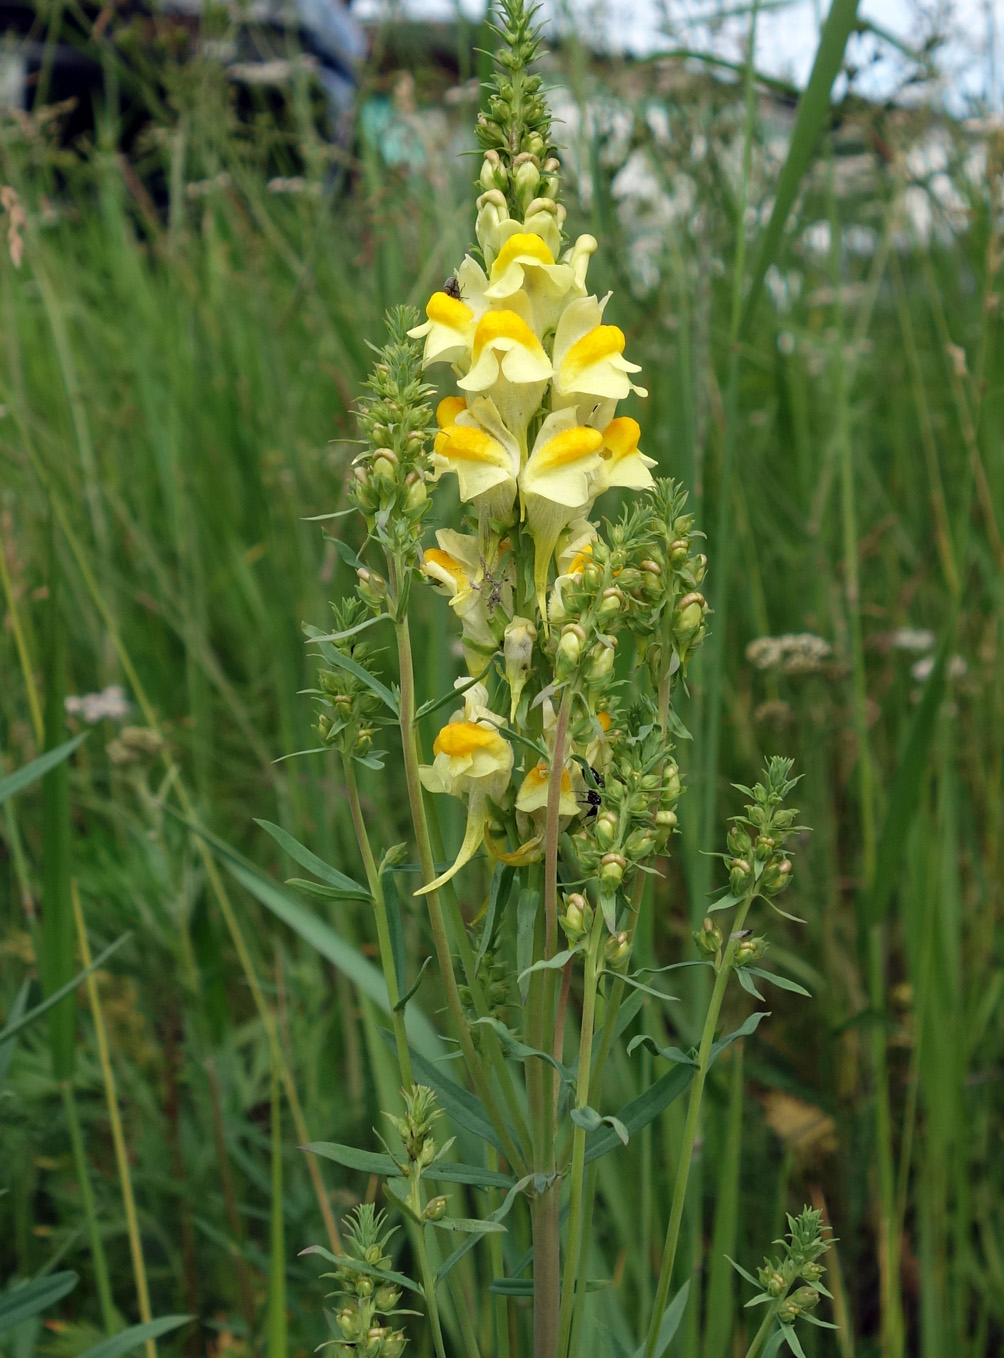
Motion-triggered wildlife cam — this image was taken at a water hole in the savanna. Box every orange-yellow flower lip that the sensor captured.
[562,324,627,377]
[434,721,505,758]
[533,426,604,472]
[601,416,642,463]
[423,549,467,587]
[472,309,544,361]
[426,291,474,326]
[492,232,556,272]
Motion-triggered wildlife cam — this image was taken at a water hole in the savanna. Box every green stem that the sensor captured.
[61,1083,116,1333]
[414,1227,450,1358]
[342,752,413,1086]
[556,910,606,1357]
[390,589,527,1175]
[642,896,753,1358]
[73,884,157,1358]
[742,1306,778,1358]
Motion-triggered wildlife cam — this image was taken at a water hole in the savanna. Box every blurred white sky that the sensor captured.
[355,0,1004,112]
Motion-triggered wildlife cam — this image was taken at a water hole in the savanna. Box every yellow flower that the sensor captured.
[515,757,580,817]
[422,530,510,673]
[408,291,477,366]
[416,687,513,894]
[551,296,647,422]
[458,304,552,438]
[485,232,578,333]
[595,417,657,492]
[433,397,520,521]
[519,411,605,622]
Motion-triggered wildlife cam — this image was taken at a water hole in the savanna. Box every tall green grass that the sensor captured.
[1,16,1002,1358]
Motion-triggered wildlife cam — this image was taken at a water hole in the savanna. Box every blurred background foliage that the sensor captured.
[1,3,1002,1356]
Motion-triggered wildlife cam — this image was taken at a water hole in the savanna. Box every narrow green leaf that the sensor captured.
[736,968,766,1002]
[0,1273,78,1331]
[780,1321,808,1357]
[0,934,132,1049]
[301,1141,402,1177]
[476,864,515,971]
[860,640,949,929]
[435,1175,533,1284]
[303,1250,421,1295]
[708,1010,771,1064]
[177,813,442,1060]
[627,1034,697,1066]
[739,0,862,336]
[77,1316,193,1358]
[285,878,368,903]
[471,1016,574,1083]
[426,1162,516,1189]
[0,981,30,1090]
[724,1255,760,1288]
[267,1069,285,1358]
[0,733,87,805]
[255,819,368,896]
[431,1217,506,1235]
[631,1279,690,1358]
[746,967,812,998]
[304,628,399,715]
[517,948,579,986]
[516,888,540,1003]
[762,1329,786,1358]
[41,540,75,1082]
[584,1065,693,1165]
[394,957,432,1013]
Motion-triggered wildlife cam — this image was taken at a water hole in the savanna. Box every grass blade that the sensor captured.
[738,0,862,337]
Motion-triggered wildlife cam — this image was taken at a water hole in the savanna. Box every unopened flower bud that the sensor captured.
[357,567,387,607]
[734,935,768,966]
[557,623,585,673]
[599,852,627,890]
[561,892,590,938]
[674,592,706,643]
[597,587,622,619]
[760,1266,787,1297]
[791,1286,820,1312]
[405,472,427,512]
[626,828,655,858]
[604,930,631,964]
[423,1195,448,1222]
[668,539,689,563]
[594,811,618,851]
[799,1261,825,1284]
[655,809,678,830]
[695,917,723,955]
[383,1336,406,1358]
[729,857,753,897]
[371,449,398,484]
[513,159,541,206]
[480,150,508,190]
[365,1244,384,1265]
[690,553,708,583]
[587,639,616,683]
[778,1299,801,1323]
[337,1308,358,1338]
[375,1284,400,1311]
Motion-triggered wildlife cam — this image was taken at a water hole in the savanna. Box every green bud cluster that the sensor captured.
[745,1205,833,1328]
[460,947,510,1038]
[386,1084,444,1170]
[568,712,681,894]
[323,1205,407,1358]
[553,480,710,700]
[722,756,802,903]
[312,597,384,758]
[350,307,436,559]
[476,0,559,216]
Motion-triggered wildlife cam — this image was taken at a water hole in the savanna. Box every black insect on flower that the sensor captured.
[443,276,463,300]
[578,765,605,819]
